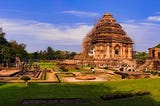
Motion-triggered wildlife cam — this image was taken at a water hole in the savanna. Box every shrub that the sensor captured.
[75,67,80,70]
[121,74,127,79]
[21,76,31,81]
[152,71,158,76]
[90,67,94,69]
[119,67,124,71]
[100,91,150,100]
[21,76,31,87]
[59,66,68,72]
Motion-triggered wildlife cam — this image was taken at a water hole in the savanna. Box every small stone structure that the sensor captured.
[147,44,160,70]
[148,44,160,59]
[135,44,160,71]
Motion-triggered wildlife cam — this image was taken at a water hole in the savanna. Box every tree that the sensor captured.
[0,32,8,45]
[9,41,28,62]
[46,46,54,60]
[0,45,14,66]
[69,52,77,59]
[21,76,31,87]
[133,52,148,60]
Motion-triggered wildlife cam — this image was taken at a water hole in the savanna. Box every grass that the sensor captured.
[38,62,56,69]
[0,78,160,106]
[58,73,75,77]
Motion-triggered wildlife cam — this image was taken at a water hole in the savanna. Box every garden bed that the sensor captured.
[22,98,83,105]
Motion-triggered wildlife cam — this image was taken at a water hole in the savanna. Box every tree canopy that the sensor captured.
[133,52,148,60]
[155,44,160,48]
[0,33,28,65]
[0,29,78,65]
[29,46,77,61]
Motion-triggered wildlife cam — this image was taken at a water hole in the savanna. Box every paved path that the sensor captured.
[47,72,55,81]
[0,69,20,76]
[63,76,107,82]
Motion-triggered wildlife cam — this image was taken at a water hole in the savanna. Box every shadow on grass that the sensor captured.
[0,82,159,106]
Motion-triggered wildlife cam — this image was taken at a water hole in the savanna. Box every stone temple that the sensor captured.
[72,13,135,67]
[64,13,160,71]
[81,13,133,60]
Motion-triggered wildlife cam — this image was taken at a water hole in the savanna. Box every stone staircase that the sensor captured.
[136,60,153,72]
[122,59,137,67]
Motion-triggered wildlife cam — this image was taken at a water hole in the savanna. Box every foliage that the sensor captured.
[0,30,77,64]
[0,34,28,65]
[58,73,75,77]
[155,43,160,48]
[0,33,8,45]
[20,76,31,81]
[101,91,150,100]
[29,46,77,61]
[20,76,31,87]
[38,62,56,69]
[59,66,69,72]
[133,52,148,60]
[119,67,124,71]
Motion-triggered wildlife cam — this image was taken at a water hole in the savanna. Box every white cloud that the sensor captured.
[0,18,92,52]
[0,15,159,53]
[121,22,160,52]
[61,10,100,18]
[147,16,160,21]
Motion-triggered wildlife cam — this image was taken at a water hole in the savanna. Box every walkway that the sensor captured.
[47,72,55,81]
[0,69,20,77]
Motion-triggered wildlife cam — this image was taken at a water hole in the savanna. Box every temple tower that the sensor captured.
[82,13,134,60]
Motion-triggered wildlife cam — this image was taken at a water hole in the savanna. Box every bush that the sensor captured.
[90,67,94,69]
[59,66,68,72]
[152,71,158,76]
[21,76,31,81]
[100,91,150,100]
[121,74,127,79]
[119,67,124,71]
[75,67,80,70]
[21,76,31,87]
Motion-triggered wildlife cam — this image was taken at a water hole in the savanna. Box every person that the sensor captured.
[91,67,95,74]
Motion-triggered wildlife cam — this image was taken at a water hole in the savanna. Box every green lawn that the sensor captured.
[38,62,56,69]
[0,78,160,106]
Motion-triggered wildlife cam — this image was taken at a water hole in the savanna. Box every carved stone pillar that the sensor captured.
[123,47,126,58]
[128,47,131,59]
[107,44,110,58]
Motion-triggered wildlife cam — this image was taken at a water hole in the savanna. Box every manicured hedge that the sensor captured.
[100,91,150,100]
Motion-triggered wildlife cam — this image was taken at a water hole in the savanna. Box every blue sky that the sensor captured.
[0,0,160,52]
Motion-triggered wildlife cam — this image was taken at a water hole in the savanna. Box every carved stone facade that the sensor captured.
[82,13,133,60]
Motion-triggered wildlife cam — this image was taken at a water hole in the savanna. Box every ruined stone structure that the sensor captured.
[82,13,133,60]
[147,44,160,70]
[148,44,160,59]
[136,44,160,71]
[64,13,159,72]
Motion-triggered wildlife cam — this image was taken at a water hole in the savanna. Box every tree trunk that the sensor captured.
[25,81,28,87]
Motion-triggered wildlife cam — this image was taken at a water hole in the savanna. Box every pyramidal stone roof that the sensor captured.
[83,13,133,44]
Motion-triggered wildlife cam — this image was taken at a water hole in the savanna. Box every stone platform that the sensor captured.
[0,69,20,77]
